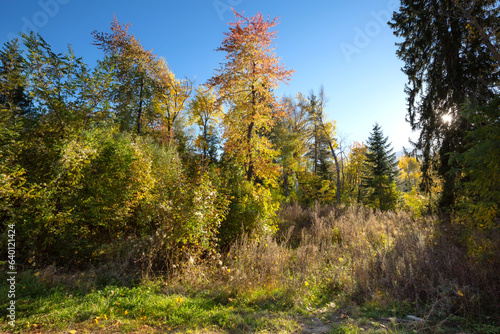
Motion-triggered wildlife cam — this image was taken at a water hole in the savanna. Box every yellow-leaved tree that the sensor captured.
[344,142,367,203]
[187,85,223,165]
[208,9,294,184]
[398,155,422,192]
[208,9,294,245]
[93,17,191,139]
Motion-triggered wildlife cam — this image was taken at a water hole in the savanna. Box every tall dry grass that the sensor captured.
[33,202,498,321]
[178,203,499,319]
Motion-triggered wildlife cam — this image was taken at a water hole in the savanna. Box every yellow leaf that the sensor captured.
[457,290,464,297]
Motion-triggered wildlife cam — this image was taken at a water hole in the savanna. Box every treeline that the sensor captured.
[1,5,498,273]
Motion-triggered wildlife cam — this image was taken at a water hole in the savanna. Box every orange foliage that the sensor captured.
[209,9,294,182]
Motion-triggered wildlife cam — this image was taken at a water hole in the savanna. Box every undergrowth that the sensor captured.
[1,204,499,333]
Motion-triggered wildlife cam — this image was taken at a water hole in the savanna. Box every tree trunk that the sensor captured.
[284,171,289,197]
[329,143,341,204]
[137,77,144,135]
[246,120,255,181]
[247,83,256,181]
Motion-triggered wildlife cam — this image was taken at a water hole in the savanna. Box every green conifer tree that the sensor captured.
[390,0,499,208]
[361,123,399,210]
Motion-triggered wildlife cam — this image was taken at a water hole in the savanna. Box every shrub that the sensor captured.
[2,127,229,272]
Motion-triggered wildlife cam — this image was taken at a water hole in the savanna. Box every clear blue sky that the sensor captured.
[1,0,418,151]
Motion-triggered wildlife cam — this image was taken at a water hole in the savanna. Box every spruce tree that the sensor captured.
[361,123,399,210]
[390,0,499,208]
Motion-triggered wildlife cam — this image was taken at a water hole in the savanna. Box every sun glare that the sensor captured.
[442,113,453,125]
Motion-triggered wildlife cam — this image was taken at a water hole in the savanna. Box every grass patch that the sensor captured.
[0,273,301,333]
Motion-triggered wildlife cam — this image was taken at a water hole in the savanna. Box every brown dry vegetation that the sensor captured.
[175,203,499,321]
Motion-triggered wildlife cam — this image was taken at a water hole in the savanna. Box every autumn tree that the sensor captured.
[207,10,294,246]
[0,31,225,269]
[343,142,367,203]
[151,58,192,140]
[93,17,191,137]
[398,155,422,192]
[93,17,154,134]
[187,85,223,165]
[209,9,294,183]
[271,95,309,198]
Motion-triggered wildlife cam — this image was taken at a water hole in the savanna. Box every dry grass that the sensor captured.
[174,203,499,322]
[26,203,500,326]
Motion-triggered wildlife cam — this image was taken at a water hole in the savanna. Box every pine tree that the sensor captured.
[361,123,399,210]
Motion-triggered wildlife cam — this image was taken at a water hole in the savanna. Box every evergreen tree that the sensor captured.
[390,0,500,208]
[361,123,399,210]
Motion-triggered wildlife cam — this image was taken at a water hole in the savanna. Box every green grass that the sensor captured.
[2,271,498,334]
[0,271,302,333]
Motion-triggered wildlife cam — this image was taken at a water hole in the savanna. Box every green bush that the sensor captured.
[215,159,280,248]
[2,126,229,271]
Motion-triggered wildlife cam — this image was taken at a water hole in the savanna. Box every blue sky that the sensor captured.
[1,0,418,151]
